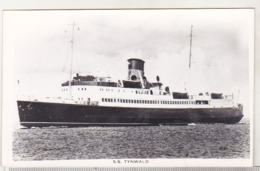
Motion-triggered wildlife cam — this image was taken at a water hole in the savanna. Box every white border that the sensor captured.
[0,1,258,168]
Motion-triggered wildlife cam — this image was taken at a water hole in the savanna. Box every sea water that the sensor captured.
[13,123,250,161]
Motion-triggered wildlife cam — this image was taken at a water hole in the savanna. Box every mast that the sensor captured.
[188,25,194,93]
[68,22,77,99]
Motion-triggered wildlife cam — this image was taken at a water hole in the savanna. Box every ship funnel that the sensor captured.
[127,58,145,81]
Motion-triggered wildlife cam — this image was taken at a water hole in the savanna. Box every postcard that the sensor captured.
[2,9,254,167]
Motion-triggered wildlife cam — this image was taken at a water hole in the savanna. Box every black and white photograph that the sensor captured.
[2,9,253,167]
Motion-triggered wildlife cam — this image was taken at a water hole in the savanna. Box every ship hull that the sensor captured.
[17,101,243,127]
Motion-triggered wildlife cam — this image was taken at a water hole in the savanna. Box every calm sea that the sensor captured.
[13,123,250,161]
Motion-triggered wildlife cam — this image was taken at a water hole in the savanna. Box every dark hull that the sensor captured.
[17,101,243,127]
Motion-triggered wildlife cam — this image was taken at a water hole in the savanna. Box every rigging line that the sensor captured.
[175,63,188,88]
[61,41,71,74]
[68,22,78,99]
[189,25,193,91]
[189,25,193,69]
[59,29,70,73]
[201,65,210,92]
[73,26,82,74]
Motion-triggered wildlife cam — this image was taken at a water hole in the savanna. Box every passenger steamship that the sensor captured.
[17,57,243,127]
[17,26,244,128]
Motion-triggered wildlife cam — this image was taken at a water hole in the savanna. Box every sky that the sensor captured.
[5,9,253,121]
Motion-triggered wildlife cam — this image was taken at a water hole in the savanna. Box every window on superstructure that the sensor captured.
[82,88,84,90]
[114,99,116,102]
[78,88,80,90]
[85,88,86,90]
[102,98,104,102]
[134,100,136,103]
